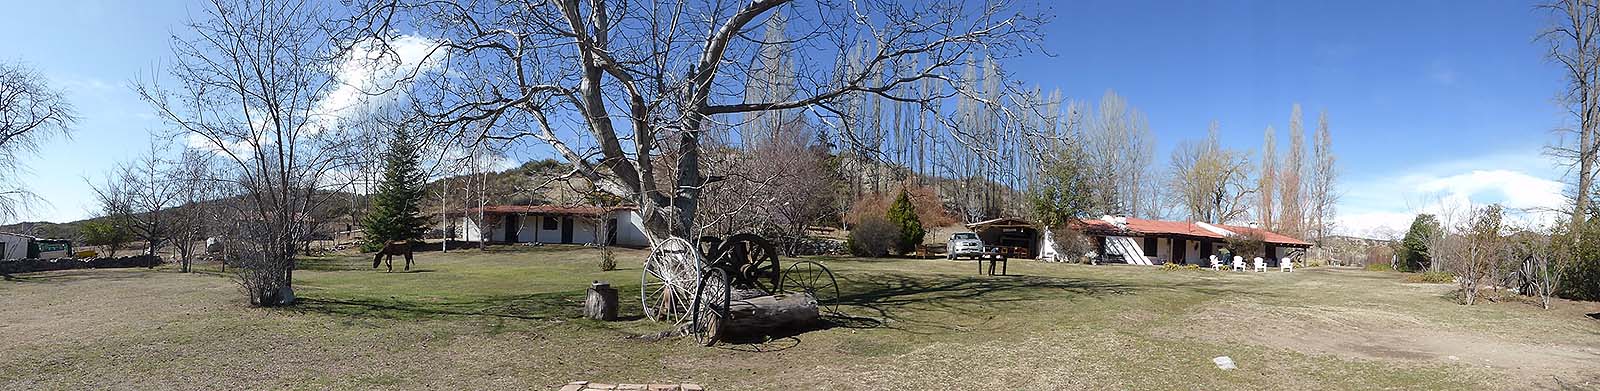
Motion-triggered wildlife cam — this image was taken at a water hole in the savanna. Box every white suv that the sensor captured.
[947,232,983,260]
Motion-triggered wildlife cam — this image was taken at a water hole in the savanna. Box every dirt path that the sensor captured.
[1183,290,1600,389]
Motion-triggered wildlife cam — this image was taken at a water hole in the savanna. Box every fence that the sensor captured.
[0,255,161,275]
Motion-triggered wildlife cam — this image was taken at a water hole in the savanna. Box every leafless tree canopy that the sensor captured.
[339,0,1047,241]
[138,0,360,306]
[1169,122,1253,224]
[0,61,78,220]
[1540,0,1600,242]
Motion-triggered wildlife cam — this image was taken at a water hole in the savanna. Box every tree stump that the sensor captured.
[585,281,619,321]
[719,292,820,341]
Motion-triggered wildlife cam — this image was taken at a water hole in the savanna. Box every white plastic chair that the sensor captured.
[1280,256,1294,272]
[1253,257,1266,272]
[1232,256,1245,272]
[1209,255,1221,271]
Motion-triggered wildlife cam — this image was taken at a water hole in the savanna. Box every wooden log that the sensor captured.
[718,292,820,340]
[585,281,618,321]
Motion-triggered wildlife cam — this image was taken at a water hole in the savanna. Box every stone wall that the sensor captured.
[0,255,161,274]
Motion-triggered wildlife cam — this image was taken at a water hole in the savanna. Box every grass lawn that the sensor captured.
[3,246,1598,390]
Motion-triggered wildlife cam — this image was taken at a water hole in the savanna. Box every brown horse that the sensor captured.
[371,241,414,272]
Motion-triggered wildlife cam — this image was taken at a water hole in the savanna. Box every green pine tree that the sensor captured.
[886,188,926,255]
[1399,214,1438,272]
[362,128,428,248]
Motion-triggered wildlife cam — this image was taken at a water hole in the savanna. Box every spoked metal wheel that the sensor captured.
[714,233,781,294]
[642,237,703,324]
[690,267,731,346]
[780,260,840,315]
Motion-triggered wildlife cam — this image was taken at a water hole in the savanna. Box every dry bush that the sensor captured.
[847,216,898,258]
[845,185,957,228]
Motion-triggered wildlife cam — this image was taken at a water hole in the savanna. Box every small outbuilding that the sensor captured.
[965,217,1044,258]
[0,232,73,260]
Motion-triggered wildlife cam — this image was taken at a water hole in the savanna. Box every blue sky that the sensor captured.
[0,0,1573,237]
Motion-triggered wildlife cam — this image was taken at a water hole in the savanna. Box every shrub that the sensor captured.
[1404,271,1455,284]
[847,216,898,258]
[1160,263,1182,271]
[1218,265,1232,271]
[1364,263,1395,272]
[1186,264,1201,270]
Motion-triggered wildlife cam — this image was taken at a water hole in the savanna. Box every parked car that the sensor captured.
[947,232,983,260]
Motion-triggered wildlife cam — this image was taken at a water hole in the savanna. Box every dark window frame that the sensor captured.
[1143,236,1158,257]
[543,216,559,230]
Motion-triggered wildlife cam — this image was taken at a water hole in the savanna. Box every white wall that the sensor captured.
[1103,235,1154,265]
[611,211,649,247]
[0,234,28,260]
[454,211,649,247]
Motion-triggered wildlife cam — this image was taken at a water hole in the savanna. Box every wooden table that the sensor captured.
[977,248,1008,276]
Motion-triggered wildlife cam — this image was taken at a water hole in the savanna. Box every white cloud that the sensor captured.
[1333,148,1567,238]
[309,34,443,133]
[184,133,254,157]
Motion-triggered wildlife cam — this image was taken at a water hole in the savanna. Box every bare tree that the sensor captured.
[1452,204,1505,305]
[1512,224,1569,309]
[137,0,358,306]
[1081,90,1156,218]
[90,142,182,258]
[170,148,220,273]
[1540,0,1600,246]
[0,61,78,220]
[1279,104,1306,238]
[1259,125,1277,230]
[1308,110,1339,244]
[340,0,1046,242]
[1169,122,1254,224]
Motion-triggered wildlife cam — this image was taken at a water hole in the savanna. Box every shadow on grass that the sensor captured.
[828,272,1136,334]
[0,268,163,284]
[291,291,582,321]
[716,336,800,352]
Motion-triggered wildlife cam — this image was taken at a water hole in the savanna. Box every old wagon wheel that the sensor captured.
[780,260,840,314]
[713,233,781,293]
[642,237,702,324]
[690,267,731,346]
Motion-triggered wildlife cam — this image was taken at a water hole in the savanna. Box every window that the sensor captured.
[543,216,559,230]
[1143,237,1158,256]
[952,233,978,240]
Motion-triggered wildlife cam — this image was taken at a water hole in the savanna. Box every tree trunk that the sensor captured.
[718,292,821,341]
[584,282,619,321]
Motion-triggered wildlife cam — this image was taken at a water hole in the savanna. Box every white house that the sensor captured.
[446,205,650,247]
[1073,216,1312,266]
[0,232,73,260]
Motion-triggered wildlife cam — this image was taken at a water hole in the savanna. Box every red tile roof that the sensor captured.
[455,205,636,216]
[1213,223,1313,247]
[1075,217,1312,247]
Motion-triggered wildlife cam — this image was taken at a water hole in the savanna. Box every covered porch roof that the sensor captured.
[1074,217,1312,248]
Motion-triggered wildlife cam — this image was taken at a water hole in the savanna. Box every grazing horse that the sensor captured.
[372,241,414,272]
